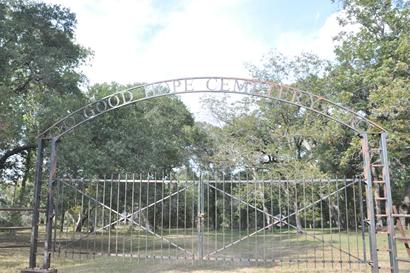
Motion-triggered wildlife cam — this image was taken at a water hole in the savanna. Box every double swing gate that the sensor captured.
[52,173,374,271]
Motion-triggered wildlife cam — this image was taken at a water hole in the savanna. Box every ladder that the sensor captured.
[363,132,398,273]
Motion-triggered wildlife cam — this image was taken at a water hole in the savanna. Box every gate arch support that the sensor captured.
[38,76,385,140]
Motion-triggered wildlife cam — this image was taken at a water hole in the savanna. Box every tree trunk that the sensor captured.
[331,203,342,230]
[294,200,303,233]
[18,149,32,204]
[399,204,408,229]
[0,143,36,171]
[374,186,384,229]
[67,209,77,232]
[263,204,272,231]
[59,209,65,232]
[399,184,410,229]
[75,212,85,232]
[75,206,94,232]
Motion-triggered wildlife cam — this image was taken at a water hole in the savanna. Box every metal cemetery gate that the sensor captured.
[53,174,373,271]
[26,77,404,272]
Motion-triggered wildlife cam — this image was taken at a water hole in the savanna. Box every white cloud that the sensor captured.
[41,1,347,121]
[137,0,267,82]
[44,0,268,85]
[276,11,343,60]
[42,0,269,121]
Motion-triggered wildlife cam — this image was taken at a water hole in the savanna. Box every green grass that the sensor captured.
[2,228,410,273]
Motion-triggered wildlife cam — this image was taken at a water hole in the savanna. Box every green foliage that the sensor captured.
[201,53,333,179]
[57,83,209,176]
[332,0,410,196]
[0,0,90,182]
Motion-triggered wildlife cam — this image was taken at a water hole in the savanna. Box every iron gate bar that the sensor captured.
[287,178,292,267]
[197,175,204,260]
[381,132,399,273]
[204,180,366,264]
[336,178,342,269]
[138,174,142,260]
[59,180,192,255]
[327,179,334,268]
[302,178,307,267]
[206,182,290,227]
[123,174,128,257]
[61,178,192,235]
[175,176,178,259]
[60,179,193,256]
[352,179,359,264]
[130,174,135,257]
[206,179,360,230]
[43,138,58,269]
[344,178,352,270]
[160,174,164,259]
[254,177,258,263]
[320,179,324,267]
[358,176,367,263]
[144,174,148,258]
[94,179,99,257]
[55,177,356,184]
[28,138,44,268]
[167,178,172,258]
[310,178,316,267]
[108,176,113,255]
[278,179,283,267]
[361,133,379,273]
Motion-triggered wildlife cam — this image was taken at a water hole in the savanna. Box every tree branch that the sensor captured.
[0,143,36,171]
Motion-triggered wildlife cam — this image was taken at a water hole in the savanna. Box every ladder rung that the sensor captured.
[375,197,387,201]
[373,180,385,184]
[395,236,410,241]
[377,248,391,252]
[392,214,410,218]
[376,214,388,217]
[397,258,410,263]
[372,163,384,168]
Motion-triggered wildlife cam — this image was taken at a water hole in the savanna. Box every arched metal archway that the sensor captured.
[38,76,385,139]
[26,77,397,273]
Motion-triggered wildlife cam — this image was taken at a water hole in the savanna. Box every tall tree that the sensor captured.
[0,0,90,186]
[201,53,332,231]
[332,0,410,204]
[57,82,211,177]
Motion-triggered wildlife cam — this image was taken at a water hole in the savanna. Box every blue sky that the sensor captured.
[43,0,343,86]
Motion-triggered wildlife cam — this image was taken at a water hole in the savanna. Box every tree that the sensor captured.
[0,0,90,194]
[331,0,410,207]
[200,53,335,231]
[56,82,211,177]
[54,83,212,232]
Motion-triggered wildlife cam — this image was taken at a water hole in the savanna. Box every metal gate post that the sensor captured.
[361,133,379,273]
[380,132,399,273]
[43,138,59,269]
[28,138,44,268]
[197,174,204,261]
